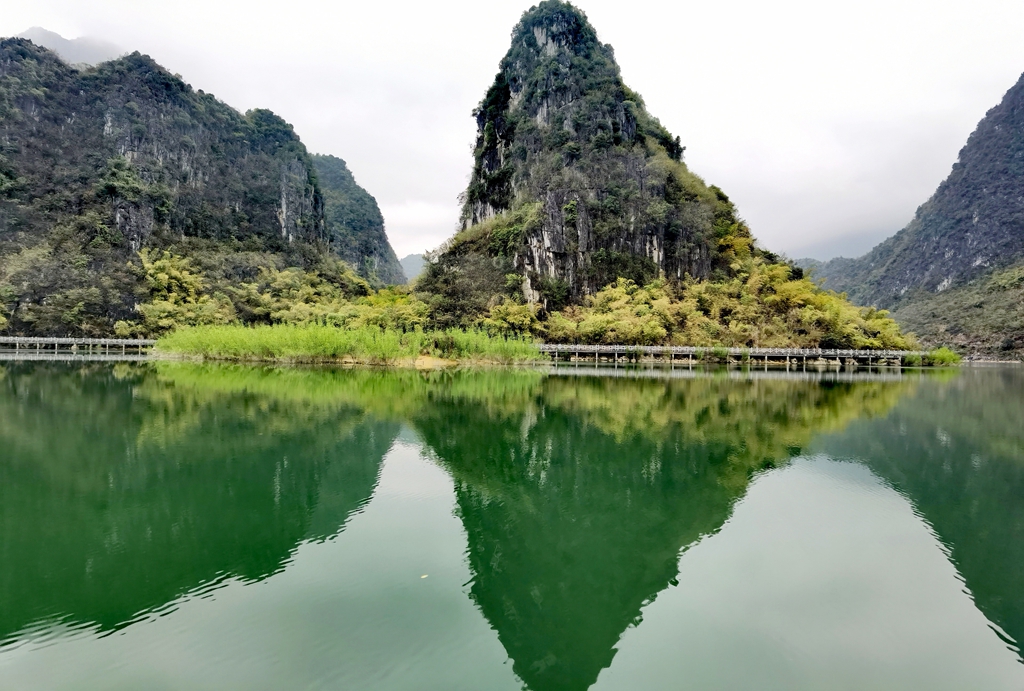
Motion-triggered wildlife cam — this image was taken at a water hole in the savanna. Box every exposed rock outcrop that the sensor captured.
[423,0,762,311]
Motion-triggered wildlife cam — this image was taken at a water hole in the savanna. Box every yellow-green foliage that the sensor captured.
[156,324,542,365]
[125,248,913,352]
[479,297,540,336]
[116,250,235,336]
[121,252,424,337]
[539,260,914,350]
[230,265,425,331]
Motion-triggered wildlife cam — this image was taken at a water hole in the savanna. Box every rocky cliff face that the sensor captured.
[804,70,1024,309]
[313,154,404,285]
[424,0,759,310]
[0,39,387,334]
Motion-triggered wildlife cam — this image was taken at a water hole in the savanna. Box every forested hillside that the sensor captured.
[0,38,401,336]
[798,68,1024,357]
[314,154,404,285]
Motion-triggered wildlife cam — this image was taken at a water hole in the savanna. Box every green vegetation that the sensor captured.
[889,260,1024,359]
[155,324,542,365]
[0,39,401,337]
[313,154,404,285]
[541,261,912,349]
[903,347,962,367]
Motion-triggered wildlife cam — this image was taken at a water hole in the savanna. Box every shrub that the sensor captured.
[924,347,962,366]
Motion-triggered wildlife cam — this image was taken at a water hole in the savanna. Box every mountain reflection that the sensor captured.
[0,362,396,643]
[411,374,910,691]
[0,362,920,690]
[813,367,1024,658]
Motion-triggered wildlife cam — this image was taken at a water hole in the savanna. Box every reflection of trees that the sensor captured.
[0,361,917,688]
[412,375,910,691]
[814,367,1024,657]
[0,363,397,643]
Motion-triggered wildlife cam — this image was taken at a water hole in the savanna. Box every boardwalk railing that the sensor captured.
[537,344,922,363]
[0,337,156,354]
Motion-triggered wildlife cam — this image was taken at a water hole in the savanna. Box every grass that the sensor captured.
[155,324,544,366]
[903,347,963,367]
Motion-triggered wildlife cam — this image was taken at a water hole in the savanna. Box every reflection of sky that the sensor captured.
[0,440,520,690]
[596,457,1023,691]
[3,447,1022,690]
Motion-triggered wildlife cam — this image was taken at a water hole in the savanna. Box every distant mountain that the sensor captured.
[399,253,425,283]
[798,69,1024,357]
[16,27,121,66]
[314,154,404,285]
[0,39,391,335]
[803,70,1024,308]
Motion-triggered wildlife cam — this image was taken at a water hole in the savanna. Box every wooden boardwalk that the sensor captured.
[0,337,155,355]
[0,337,919,366]
[537,344,920,366]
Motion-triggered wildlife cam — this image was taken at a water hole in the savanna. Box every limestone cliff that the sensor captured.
[0,38,382,334]
[804,69,1024,309]
[423,0,763,312]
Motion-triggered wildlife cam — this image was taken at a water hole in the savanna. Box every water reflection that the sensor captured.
[0,362,396,643]
[3,361,1021,689]
[813,366,1024,658]
[413,375,911,690]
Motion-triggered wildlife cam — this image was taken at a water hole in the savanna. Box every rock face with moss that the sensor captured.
[423,0,764,313]
[0,39,400,335]
[803,70,1024,306]
[313,154,404,285]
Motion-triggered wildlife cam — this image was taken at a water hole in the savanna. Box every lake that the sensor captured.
[0,361,1022,690]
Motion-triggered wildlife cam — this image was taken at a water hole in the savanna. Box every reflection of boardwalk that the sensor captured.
[541,364,911,383]
[0,353,151,362]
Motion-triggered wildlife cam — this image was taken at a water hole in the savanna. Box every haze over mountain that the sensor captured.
[800,70,1024,356]
[16,27,121,66]
[399,253,425,283]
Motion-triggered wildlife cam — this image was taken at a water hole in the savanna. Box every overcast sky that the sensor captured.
[4,0,1024,260]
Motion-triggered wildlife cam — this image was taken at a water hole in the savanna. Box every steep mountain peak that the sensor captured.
[428,1,747,313]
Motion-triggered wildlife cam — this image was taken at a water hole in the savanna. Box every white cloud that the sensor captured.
[379,201,460,258]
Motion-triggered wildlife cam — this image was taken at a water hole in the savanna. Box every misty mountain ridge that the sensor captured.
[798,68,1024,356]
[399,253,425,283]
[16,27,122,66]
[802,68,1024,305]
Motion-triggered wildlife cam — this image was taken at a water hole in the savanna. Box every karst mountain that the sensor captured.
[0,35,402,335]
[421,0,771,310]
[802,70,1024,355]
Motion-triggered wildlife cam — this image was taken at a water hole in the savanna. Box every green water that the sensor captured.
[0,362,1022,690]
